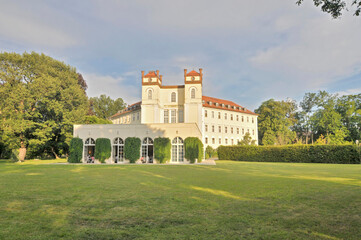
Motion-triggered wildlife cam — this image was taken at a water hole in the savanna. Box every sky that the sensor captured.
[1,0,360,110]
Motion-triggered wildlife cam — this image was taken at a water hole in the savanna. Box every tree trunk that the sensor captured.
[51,147,60,159]
[18,147,26,162]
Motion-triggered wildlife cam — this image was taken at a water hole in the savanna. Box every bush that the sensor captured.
[218,145,361,164]
[125,137,141,163]
[68,138,83,163]
[95,138,111,163]
[184,137,203,163]
[205,146,215,159]
[154,137,171,163]
[11,149,19,162]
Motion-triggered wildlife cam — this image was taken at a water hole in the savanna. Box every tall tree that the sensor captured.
[90,94,126,119]
[0,52,89,160]
[255,99,297,145]
[296,0,361,18]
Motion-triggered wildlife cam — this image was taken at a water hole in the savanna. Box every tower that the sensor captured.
[184,68,203,129]
[141,70,162,123]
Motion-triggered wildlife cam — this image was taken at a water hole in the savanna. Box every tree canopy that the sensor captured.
[296,0,361,18]
[90,94,126,119]
[0,52,89,160]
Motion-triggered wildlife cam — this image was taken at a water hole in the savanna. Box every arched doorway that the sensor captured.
[172,137,184,163]
[113,138,124,163]
[142,137,153,163]
[84,138,95,163]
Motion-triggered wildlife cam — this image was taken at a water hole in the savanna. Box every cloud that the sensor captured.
[83,73,140,105]
[336,88,361,96]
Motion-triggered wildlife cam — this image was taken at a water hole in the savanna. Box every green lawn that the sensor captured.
[0,161,360,239]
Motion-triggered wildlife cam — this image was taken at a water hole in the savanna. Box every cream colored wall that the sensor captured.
[74,123,202,163]
[202,107,258,148]
[110,109,141,124]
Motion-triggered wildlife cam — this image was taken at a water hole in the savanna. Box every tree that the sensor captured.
[154,137,171,163]
[296,0,361,18]
[94,138,111,163]
[124,137,141,163]
[0,52,89,161]
[238,132,256,146]
[90,94,126,119]
[83,115,112,124]
[255,99,297,145]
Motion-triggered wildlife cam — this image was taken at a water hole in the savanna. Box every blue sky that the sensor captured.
[1,0,360,110]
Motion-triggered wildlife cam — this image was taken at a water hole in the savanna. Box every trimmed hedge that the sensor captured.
[125,137,141,163]
[218,145,361,164]
[154,137,171,164]
[95,138,111,163]
[184,137,203,163]
[68,137,83,163]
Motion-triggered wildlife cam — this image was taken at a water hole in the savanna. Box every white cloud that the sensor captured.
[336,88,361,96]
[83,73,140,105]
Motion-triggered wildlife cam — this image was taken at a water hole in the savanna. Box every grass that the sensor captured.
[0,160,360,239]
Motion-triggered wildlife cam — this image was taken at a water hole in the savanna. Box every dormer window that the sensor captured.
[215,103,219,106]
[222,104,225,107]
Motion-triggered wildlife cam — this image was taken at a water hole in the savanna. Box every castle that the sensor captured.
[73,69,258,163]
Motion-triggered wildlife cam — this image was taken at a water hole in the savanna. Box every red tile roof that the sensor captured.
[144,71,158,78]
[202,96,257,115]
[186,70,200,76]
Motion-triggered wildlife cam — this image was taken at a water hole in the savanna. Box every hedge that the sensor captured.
[68,137,83,163]
[95,138,111,163]
[184,137,203,163]
[154,137,171,164]
[125,137,141,163]
[218,145,361,164]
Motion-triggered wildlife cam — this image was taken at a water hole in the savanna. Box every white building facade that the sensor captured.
[74,69,258,163]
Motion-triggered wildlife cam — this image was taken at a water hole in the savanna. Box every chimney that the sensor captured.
[160,75,163,82]
[156,70,159,77]
[199,68,203,75]
[141,71,144,78]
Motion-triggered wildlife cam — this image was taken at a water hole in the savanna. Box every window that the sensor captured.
[212,125,215,132]
[137,112,140,120]
[218,112,221,119]
[225,113,227,120]
[164,110,169,123]
[237,128,239,134]
[212,111,214,118]
[231,114,233,120]
[148,89,152,100]
[205,125,208,132]
[142,137,154,162]
[231,127,233,134]
[219,126,221,133]
[172,137,184,162]
[171,92,176,102]
[247,117,249,122]
[205,137,208,144]
[225,138,228,144]
[219,138,222,144]
[247,129,250,133]
[191,88,195,99]
[178,110,184,123]
[225,127,228,133]
[237,115,239,121]
[205,110,208,117]
[212,138,215,144]
[171,110,176,123]
[231,139,234,145]
[242,128,244,134]
[242,116,244,122]
[113,138,124,163]
[252,117,254,123]
[132,114,135,121]
[85,138,95,162]
[252,129,255,135]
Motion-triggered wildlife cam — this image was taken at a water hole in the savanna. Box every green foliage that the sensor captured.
[154,137,171,163]
[0,52,89,159]
[68,138,83,163]
[205,146,215,159]
[184,137,203,163]
[83,115,113,124]
[10,149,19,162]
[90,94,126,119]
[255,98,297,145]
[124,137,141,163]
[238,132,257,146]
[296,0,360,18]
[94,138,111,163]
[218,145,360,164]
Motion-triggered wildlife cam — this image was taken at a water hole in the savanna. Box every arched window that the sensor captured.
[113,138,124,163]
[172,137,184,162]
[142,137,154,163]
[171,92,176,102]
[148,89,152,100]
[84,138,95,163]
[191,88,195,99]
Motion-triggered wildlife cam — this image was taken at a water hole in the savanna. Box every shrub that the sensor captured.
[205,146,215,159]
[154,137,171,163]
[184,137,203,163]
[218,145,360,164]
[124,137,141,163]
[11,149,19,162]
[95,138,111,163]
[68,137,83,163]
